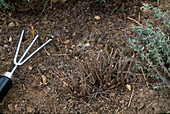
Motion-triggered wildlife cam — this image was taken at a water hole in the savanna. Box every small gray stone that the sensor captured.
[3,44,9,48]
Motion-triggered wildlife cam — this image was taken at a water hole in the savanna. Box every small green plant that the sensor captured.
[41,0,50,15]
[96,0,106,3]
[128,4,170,88]
[0,0,10,9]
[0,0,49,14]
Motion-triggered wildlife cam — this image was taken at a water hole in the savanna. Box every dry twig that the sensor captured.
[24,25,35,43]
[140,66,149,87]
[146,100,156,108]
[128,86,135,107]
[127,17,143,26]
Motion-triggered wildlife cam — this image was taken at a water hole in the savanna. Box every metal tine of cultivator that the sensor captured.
[11,30,53,75]
[0,29,52,102]
[13,30,39,66]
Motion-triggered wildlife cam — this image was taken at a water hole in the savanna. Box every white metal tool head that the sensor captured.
[0,30,52,102]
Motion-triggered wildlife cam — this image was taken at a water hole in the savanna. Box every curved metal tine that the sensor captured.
[14,35,39,66]
[14,30,25,65]
[16,38,53,65]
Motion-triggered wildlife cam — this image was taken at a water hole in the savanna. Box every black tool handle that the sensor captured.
[0,76,12,102]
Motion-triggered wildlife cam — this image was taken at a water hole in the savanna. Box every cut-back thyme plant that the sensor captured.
[128,4,170,88]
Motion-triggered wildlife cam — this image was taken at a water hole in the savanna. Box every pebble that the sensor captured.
[8,13,12,16]
[3,44,8,48]
[140,6,150,13]
[3,40,8,44]
[140,89,143,91]
[1,54,6,60]
[28,66,32,70]
[63,27,69,33]
[120,100,125,104]
[8,22,15,27]
[158,5,163,9]
[1,17,6,21]
[69,49,73,53]
[149,20,155,25]
[138,102,145,110]
[42,21,49,24]
[64,40,70,44]
[14,105,21,112]
[149,89,155,96]
[15,22,20,26]
[42,75,47,85]
[27,107,35,113]
[9,36,12,42]
[126,84,131,91]
[72,32,76,36]
[71,45,75,49]
[8,103,14,111]
[85,43,90,47]
[94,15,101,20]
